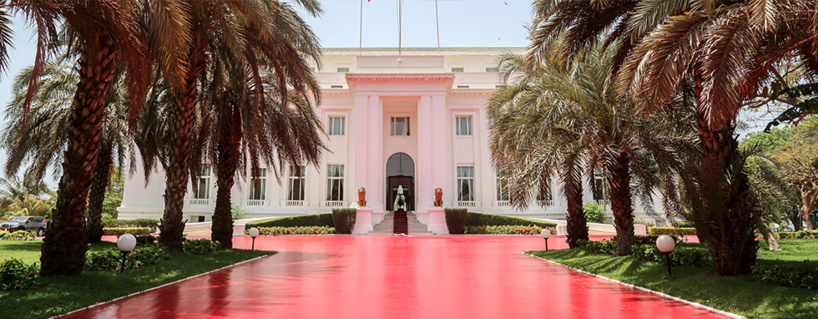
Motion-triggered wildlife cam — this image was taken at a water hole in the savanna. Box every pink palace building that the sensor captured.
[119,48,667,230]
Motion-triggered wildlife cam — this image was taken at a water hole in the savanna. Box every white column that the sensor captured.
[417,94,448,217]
[367,96,384,215]
[353,93,369,207]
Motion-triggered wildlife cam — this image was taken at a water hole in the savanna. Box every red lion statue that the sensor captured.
[433,187,443,207]
[358,187,367,207]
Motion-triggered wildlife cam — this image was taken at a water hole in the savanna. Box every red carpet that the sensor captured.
[393,210,408,234]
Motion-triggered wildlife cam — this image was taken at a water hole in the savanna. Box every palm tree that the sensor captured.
[0,0,154,276]
[530,0,818,275]
[489,44,694,253]
[199,63,323,248]
[1,58,132,243]
[136,0,322,251]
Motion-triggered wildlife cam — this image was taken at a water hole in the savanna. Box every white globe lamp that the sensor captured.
[540,228,551,251]
[249,227,260,250]
[655,235,676,276]
[117,234,137,277]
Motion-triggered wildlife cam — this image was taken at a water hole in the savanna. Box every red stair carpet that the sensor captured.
[393,210,408,234]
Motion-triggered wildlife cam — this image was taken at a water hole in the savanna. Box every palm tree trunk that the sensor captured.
[608,152,634,255]
[87,145,113,243]
[212,103,241,249]
[754,208,780,251]
[693,110,758,275]
[563,166,588,248]
[159,40,207,252]
[40,35,117,276]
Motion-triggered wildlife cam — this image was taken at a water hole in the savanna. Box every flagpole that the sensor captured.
[435,0,440,53]
[398,0,402,56]
[359,0,364,55]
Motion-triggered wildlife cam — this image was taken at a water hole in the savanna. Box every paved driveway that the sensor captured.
[62,235,729,319]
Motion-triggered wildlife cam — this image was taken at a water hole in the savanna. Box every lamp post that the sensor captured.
[656,235,676,277]
[541,228,551,251]
[117,234,137,278]
[249,228,259,251]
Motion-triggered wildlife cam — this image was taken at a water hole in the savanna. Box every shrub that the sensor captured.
[579,239,619,255]
[103,227,152,236]
[445,208,468,234]
[629,244,711,267]
[0,230,8,239]
[102,219,160,232]
[231,203,245,220]
[465,225,557,235]
[775,230,818,239]
[465,212,557,228]
[135,234,156,245]
[248,226,335,235]
[245,213,335,228]
[753,263,818,290]
[85,245,166,271]
[583,201,606,223]
[332,208,357,234]
[183,239,220,254]
[648,227,696,236]
[0,258,39,290]
[673,220,694,228]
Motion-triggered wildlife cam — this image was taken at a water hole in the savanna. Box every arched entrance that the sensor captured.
[386,153,414,211]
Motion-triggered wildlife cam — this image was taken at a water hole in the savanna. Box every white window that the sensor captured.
[337,67,350,73]
[328,116,345,136]
[457,166,475,202]
[391,117,410,136]
[495,167,509,201]
[326,164,344,201]
[486,67,499,72]
[451,67,464,72]
[456,85,470,89]
[194,164,211,199]
[455,116,472,136]
[249,168,266,201]
[288,165,305,201]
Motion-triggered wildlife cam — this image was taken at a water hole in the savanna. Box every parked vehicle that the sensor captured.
[0,216,47,236]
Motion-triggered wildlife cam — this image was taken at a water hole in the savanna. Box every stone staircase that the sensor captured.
[370,211,433,235]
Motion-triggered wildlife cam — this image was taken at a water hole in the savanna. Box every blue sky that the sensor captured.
[0,0,533,185]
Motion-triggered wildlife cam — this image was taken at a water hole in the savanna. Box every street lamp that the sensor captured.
[117,234,137,277]
[249,227,260,251]
[656,235,676,277]
[541,228,551,251]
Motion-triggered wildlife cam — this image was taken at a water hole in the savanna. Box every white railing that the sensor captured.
[285,200,306,207]
[594,199,610,206]
[324,200,345,207]
[189,199,210,205]
[456,201,476,208]
[246,199,265,206]
[496,201,511,207]
[537,200,554,207]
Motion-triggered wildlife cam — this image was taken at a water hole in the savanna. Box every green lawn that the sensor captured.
[0,240,274,319]
[528,239,818,319]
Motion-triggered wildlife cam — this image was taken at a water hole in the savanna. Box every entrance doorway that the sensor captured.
[386,153,414,211]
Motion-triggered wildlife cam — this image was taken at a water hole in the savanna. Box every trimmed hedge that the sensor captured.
[245,213,335,228]
[466,212,557,228]
[579,236,709,267]
[648,227,696,236]
[465,225,557,235]
[445,208,468,234]
[0,230,36,240]
[248,226,335,235]
[103,227,152,236]
[102,219,160,231]
[774,230,818,239]
[332,208,356,234]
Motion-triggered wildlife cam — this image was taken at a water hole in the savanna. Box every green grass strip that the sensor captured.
[0,241,274,319]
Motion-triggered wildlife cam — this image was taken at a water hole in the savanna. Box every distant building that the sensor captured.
[119,48,666,226]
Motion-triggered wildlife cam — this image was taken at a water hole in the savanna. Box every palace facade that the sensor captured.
[119,48,666,226]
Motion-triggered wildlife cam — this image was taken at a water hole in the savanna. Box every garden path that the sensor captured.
[61,235,729,319]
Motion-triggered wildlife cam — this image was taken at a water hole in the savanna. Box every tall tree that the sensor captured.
[489,43,693,254]
[136,0,322,251]
[1,0,151,276]
[1,59,132,243]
